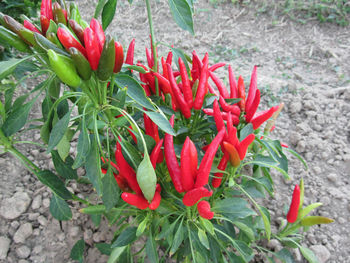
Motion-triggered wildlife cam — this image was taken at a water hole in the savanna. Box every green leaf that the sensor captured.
[240,123,253,141]
[285,147,308,170]
[107,246,127,263]
[116,74,154,110]
[233,221,255,241]
[249,154,290,180]
[102,0,117,30]
[102,167,120,211]
[94,0,108,18]
[47,109,71,153]
[52,150,77,180]
[136,155,156,202]
[275,248,294,263]
[0,57,29,80]
[170,220,184,255]
[85,135,102,195]
[198,228,210,250]
[144,111,175,136]
[123,64,147,73]
[146,233,158,262]
[70,239,85,262]
[171,47,190,74]
[49,194,72,221]
[56,130,72,162]
[200,217,215,235]
[136,217,148,237]
[213,198,256,221]
[96,243,112,255]
[2,98,36,136]
[72,122,90,169]
[299,203,322,219]
[91,214,102,227]
[299,246,318,263]
[111,227,137,248]
[168,0,194,35]
[36,170,73,200]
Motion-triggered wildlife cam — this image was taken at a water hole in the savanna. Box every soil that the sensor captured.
[0,0,349,262]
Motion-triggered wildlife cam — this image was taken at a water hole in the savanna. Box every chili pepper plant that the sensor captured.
[0,0,334,262]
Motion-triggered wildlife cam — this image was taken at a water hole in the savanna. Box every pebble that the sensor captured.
[31,195,42,210]
[69,226,80,237]
[37,215,48,226]
[310,245,331,263]
[11,221,20,229]
[0,192,31,219]
[16,245,31,259]
[32,245,43,255]
[28,213,40,221]
[0,236,11,260]
[18,260,29,263]
[42,198,50,208]
[289,101,302,113]
[13,223,33,243]
[326,173,337,183]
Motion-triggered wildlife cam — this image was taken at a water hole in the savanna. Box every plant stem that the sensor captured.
[145,0,159,96]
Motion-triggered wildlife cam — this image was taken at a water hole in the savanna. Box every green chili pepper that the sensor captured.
[69,3,88,29]
[69,47,92,80]
[46,32,63,49]
[47,49,81,88]
[17,28,36,46]
[301,216,334,227]
[34,32,69,57]
[53,2,67,25]
[97,34,115,81]
[0,25,30,52]
[46,20,58,34]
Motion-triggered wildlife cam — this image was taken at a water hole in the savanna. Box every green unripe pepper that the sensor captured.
[0,25,30,52]
[46,32,64,49]
[69,47,92,80]
[97,34,115,81]
[47,49,81,88]
[34,32,69,57]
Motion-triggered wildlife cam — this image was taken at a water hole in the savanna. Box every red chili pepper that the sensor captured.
[138,68,151,96]
[113,41,124,73]
[149,191,161,210]
[212,154,229,188]
[40,15,50,35]
[125,38,135,65]
[197,200,214,220]
[84,27,101,70]
[182,187,213,206]
[203,109,240,126]
[127,125,137,143]
[145,47,153,69]
[245,65,258,111]
[193,53,209,110]
[218,96,241,116]
[194,128,225,188]
[226,115,239,147]
[57,27,87,57]
[143,113,160,143]
[245,89,260,122]
[237,134,255,160]
[286,184,300,223]
[209,62,226,72]
[149,35,158,71]
[250,105,279,130]
[237,76,246,112]
[41,0,53,20]
[115,142,142,195]
[153,72,172,94]
[121,192,149,209]
[180,137,198,192]
[228,65,237,98]
[167,64,191,119]
[223,141,241,167]
[208,83,219,96]
[166,51,173,65]
[191,51,202,81]
[23,20,41,34]
[90,18,105,52]
[68,19,84,45]
[179,57,193,109]
[164,115,184,193]
[213,100,225,134]
[209,71,230,99]
[150,139,164,169]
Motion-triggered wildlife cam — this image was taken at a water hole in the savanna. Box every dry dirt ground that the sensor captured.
[0,0,349,262]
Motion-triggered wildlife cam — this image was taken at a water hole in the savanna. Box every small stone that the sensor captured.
[33,229,40,236]
[57,233,65,242]
[16,245,31,259]
[267,239,282,251]
[0,236,11,260]
[32,245,43,255]
[310,245,331,263]
[11,221,20,229]
[37,215,47,226]
[338,217,346,224]
[326,173,337,183]
[18,260,29,263]
[31,149,39,157]
[31,195,42,210]
[69,226,80,237]
[28,213,40,221]
[42,198,50,208]
[13,223,33,243]
[289,101,302,113]
[84,229,93,241]
[0,192,31,219]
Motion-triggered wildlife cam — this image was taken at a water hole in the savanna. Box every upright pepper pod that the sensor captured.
[125,38,135,65]
[84,27,101,70]
[237,76,246,112]
[97,34,115,81]
[23,20,41,34]
[178,57,193,108]
[46,32,63,48]
[197,200,214,220]
[286,184,301,223]
[193,53,209,110]
[223,142,241,167]
[40,0,53,35]
[245,65,258,111]
[212,154,229,188]
[53,2,67,25]
[209,71,230,99]
[34,32,69,57]
[47,49,81,88]
[113,41,124,73]
[90,18,105,51]
[57,27,87,57]
[68,19,84,45]
[228,65,237,98]
[69,47,92,80]
[180,137,198,191]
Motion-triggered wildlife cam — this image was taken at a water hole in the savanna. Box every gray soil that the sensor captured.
[0,0,349,262]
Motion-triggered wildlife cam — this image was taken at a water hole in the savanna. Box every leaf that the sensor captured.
[299,246,318,263]
[249,154,290,180]
[146,233,158,262]
[0,57,29,80]
[233,221,255,241]
[136,217,148,237]
[171,47,190,74]
[107,246,127,263]
[213,198,256,221]
[240,123,253,141]
[275,248,294,263]
[200,217,215,235]
[2,98,36,136]
[111,227,137,248]
[136,155,156,202]
[49,194,72,221]
[115,74,154,110]
[144,111,175,136]
[72,122,90,169]
[96,243,112,256]
[91,214,102,227]
[47,109,71,153]
[198,228,210,250]
[123,65,147,73]
[102,0,118,30]
[170,220,184,255]
[70,239,85,262]
[168,0,194,35]
[85,135,102,195]
[52,150,77,180]
[299,203,323,219]
[102,167,120,211]
[56,130,72,162]
[36,170,73,200]
[285,147,308,170]
[94,0,108,18]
